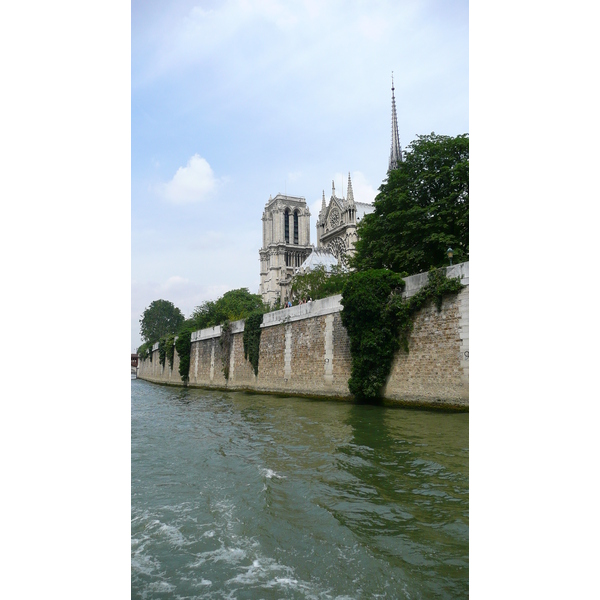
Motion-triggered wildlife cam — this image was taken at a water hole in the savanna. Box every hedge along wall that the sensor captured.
[137,263,469,407]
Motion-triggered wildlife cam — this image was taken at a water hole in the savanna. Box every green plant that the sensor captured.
[352,133,468,274]
[158,337,168,368]
[341,267,464,401]
[139,299,185,345]
[219,320,232,380]
[175,322,195,385]
[290,264,348,301]
[137,341,152,361]
[158,333,176,369]
[165,334,176,370]
[243,311,264,376]
[393,267,465,353]
[192,288,267,331]
[341,269,406,400]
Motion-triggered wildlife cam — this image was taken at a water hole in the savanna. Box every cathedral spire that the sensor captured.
[388,72,402,172]
[347,172,355,205]
[331,180,336,198]
[321,190,326,212]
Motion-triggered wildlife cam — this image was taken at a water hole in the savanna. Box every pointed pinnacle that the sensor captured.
[388,72,402,172]
[347,172,355,204]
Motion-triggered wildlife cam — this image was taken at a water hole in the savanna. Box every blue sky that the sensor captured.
[131,0,469,350]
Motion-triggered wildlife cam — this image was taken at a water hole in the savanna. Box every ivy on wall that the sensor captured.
[175,325,194,384]
[158,333,177,370]
[158,337,168,368]
[391,267,464,354]
[220,320,232,380]
[341,267,464,401]
[165,334,176,370]
[341,269,405,400]
[243,312,264,376]
[137,341,152,361]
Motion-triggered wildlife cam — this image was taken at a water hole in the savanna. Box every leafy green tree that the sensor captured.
[191,288,266,330]
[139,299,185,344]
[352,133,468,275]
[290,265,348,301]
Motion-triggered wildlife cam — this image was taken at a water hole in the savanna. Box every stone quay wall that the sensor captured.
[137,263,469,408]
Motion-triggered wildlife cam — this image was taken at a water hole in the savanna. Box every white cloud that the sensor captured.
[162,275,190,289]
[157,154,221,204]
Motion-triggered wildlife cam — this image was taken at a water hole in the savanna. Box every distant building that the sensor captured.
[258,76,402,305]
[259,193,312,306]
[315,175,374,268]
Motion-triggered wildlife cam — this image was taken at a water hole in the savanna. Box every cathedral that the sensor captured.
[259,77,403,306]
[315,175,374,269]
[258,193,313,306]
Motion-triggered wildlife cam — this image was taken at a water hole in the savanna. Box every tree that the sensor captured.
[290,265,348,301]
[139,299,185,344]
[191,288,266,330]
[352,133,468,275]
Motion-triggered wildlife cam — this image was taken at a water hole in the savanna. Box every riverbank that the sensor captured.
[138,263,469,409]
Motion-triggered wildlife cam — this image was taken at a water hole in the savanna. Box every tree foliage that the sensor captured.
[243,311,264,376]
[175,319,196,384]
[220,320,232,380]
[191,288,266,330]
[139,299,185,345]
[290,265,349,301]
[340,267,464,401]
[352,133,469,275]
[340,270,405,400]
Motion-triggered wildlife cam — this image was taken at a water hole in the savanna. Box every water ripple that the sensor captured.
[132,381,468,599]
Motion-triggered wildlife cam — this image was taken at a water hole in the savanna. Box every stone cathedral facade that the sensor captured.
[315,175,375,268]
[259,77,403,306]
[259,194,312,306]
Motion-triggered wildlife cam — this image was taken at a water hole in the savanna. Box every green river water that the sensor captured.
[132,379,468,599]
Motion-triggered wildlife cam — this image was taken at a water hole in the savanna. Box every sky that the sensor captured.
[131,0,469,351]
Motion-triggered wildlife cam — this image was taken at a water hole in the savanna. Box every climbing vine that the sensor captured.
[158,337,168,368]
[341,267,464,401]
[219,320,232,380]
[175,325,194,384]
[341,269,405,400]
[157,333,176,370]
[137,341,152,361]
[243,311,264,376]
[165,334,176,370]
[391,267,465,353]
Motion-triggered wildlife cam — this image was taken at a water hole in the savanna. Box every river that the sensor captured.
[132,379,468,599]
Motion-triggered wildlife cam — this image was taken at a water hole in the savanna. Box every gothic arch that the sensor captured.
[293,210,299,244]
[284,208,290,243]
[327,237,347,266]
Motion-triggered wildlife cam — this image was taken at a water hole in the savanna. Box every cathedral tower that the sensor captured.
[259,194,312,305]
[388,72,403,172]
